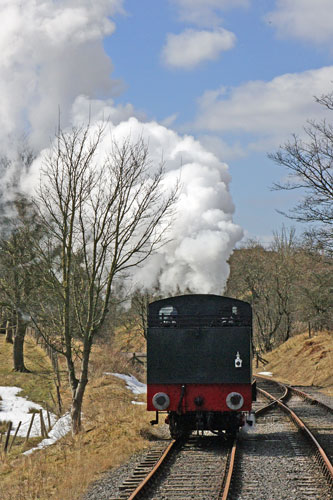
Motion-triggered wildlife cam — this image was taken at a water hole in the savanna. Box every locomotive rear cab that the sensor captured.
[147,294,254,438]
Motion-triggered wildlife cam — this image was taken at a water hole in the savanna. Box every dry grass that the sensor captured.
[110,323,146,355]
[0,377,155,500]
[0,331,157,500]
[255,330,333,396]
[0,335,56,408]
[0,421,12,433]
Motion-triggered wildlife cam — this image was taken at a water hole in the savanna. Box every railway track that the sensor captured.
[284,386,333,466]
[254,376,333,493]
[110,377,332,499]
[111,434,236,499]
[256,376,333,472]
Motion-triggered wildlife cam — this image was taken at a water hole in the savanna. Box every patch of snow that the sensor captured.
[0,386,71,455]
[0,386,57,437]
[258,371,273,377]
[131,401,145,405]
[23,412,71,455]
[104,373,147,394]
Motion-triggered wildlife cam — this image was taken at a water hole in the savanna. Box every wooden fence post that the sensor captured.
[25,412,36,442]
[56,384,62,415]
[46,409,52,432]
[39,409,48,438]
[4,422,12,453]
[5,321,13,344]
[9,422,21,452]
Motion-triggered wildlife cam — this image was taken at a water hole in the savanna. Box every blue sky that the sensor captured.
[103,0,333,241]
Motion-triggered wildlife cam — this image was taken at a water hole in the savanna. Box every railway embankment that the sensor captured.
[255,330,333,396]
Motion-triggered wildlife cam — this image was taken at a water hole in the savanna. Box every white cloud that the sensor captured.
[162,28,236,69]
[193,66,333,149]
[266,0,333,45]
[170,0,249,26]
[0,0,124,151]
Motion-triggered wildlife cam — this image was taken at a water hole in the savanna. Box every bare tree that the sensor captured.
[31,125,178,433]
[0,196,42,372]
[226,229,300,352]
[119,289,161,352]
[270,227,300,342]
[0,142,38,371]
[226,241,281,352]
[269,93,333,249]
[295,237,333,334]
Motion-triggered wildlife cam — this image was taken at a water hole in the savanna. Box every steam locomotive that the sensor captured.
[147,294,255,438]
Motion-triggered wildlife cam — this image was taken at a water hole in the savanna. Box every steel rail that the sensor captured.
[127,439,177,499]
[127,376,331,499]
[257,386,333,485]
[256,374,333,413]
[126,436,237,500]
[220,438,237,500]
[254,376,288,417]
[217,376,289,499]
[287,385,333,413]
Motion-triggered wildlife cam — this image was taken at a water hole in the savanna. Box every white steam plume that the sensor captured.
[2,0,243,294]
[0,0,124,151]
[24,109,243,294]
[105,117,243,293]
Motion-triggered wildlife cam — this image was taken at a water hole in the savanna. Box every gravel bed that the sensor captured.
[231,414,332,500]
[292,385,333,410]
[82,424,171,500]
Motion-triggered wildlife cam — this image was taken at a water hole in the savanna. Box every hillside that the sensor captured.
[0,335,152,500]
[255,331,333,396]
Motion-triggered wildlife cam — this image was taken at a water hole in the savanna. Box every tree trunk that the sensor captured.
[71,378,88,434]
[69,337,92,435]
[5,321,13,344]
[13,320,29,372]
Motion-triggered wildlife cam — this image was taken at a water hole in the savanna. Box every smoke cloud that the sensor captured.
[25,111,243,294]
[0,0,124,150]
[109,118,243,293]
[2,0,243,294]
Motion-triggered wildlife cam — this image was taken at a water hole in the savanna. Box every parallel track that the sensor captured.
[256,376,333,489]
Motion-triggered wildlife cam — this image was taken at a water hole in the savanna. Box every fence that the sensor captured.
[0,409,52,455]
[254,351,269,368]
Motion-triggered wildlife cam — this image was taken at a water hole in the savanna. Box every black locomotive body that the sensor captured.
[147,294,255,438]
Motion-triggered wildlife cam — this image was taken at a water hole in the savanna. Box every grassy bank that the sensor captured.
[0,335,56,408]
[0,336,156,500]
[255,331,333,395]
[0,380,154,500]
